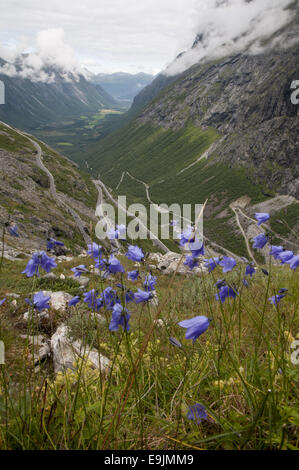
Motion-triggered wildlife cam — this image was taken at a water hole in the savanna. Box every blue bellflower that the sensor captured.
[269,294,286,306]
[109,304,130,332]
[287,255,299,271]
[219,256,236,273]
[134,289,152,304]
[71,265,89,278]
[270,245,284,259]
[254,213,270,226]
[47,238,64,250]
[245,264,255,277]
[189,241,205,258]
[128,270,139,281]
[252,233,268,249]
[184,255,199,270]
[9,225,19,237]
[25,291,51,312]
[22,251,57,277]
[87,242,102,260]
[126,245,144,262]
[178,315,210,343]
[278,251,294,264]
[108,256,125,274]
[83,289,101,311]
[69,296,80,307]
[187,403,209,424]
[216,285,238,303]
[204,257,220,272]
[143,274,157,291]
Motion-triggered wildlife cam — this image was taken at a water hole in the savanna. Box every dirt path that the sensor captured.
[231,207,257,264]
[0,121,92,246]
[94,178,170,253]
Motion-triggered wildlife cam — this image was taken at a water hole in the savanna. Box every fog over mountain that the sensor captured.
[165,0,296,76]
[0,28,89,83]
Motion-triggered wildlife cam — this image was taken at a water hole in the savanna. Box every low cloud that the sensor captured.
[165,0,295,76]
[0,28,87,82]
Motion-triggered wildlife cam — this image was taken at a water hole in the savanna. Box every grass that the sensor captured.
[0,231,298,450]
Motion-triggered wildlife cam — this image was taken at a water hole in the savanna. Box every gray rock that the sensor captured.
[40,291,73,312]
[20,334,51,365]
[51,324,110,374]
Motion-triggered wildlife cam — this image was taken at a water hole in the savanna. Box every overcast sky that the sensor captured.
[0,0,200,75]
[0,0,294,78]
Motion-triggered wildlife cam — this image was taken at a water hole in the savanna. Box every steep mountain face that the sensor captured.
[0,59,116,131]
[90,72,154,102]
[0,122,98,256]
[135,46,299,198]
[85,8,299,257]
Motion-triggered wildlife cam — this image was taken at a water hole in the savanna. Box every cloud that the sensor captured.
[165,0,296,76]
[0,0,199,75]
[0,28,88,82]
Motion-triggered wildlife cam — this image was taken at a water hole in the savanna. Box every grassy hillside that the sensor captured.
[0,123,98,253]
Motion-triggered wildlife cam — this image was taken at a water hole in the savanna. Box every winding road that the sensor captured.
[94,178,170,253]
[0,121,92,246]
[101,171,245,261]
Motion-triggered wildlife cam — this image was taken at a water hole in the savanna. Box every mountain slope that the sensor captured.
[0,59,117,131]
[0,121,98,255]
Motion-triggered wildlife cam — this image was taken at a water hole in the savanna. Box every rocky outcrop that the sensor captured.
[51,324,110,374]
[149,251,207,275]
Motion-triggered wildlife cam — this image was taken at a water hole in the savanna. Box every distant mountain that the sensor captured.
[0,57,117,131]
[90,72,154,102]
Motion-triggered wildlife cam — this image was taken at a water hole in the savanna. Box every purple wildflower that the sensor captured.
[219,256,236,273]
[22,251,57,277]
[245,264,255,277]
[128,270,139,281]
[179,227,195,247]
[87,242,102,260]
[269,294,286,306]
[71,265,89,278]
[108,255,125,274]
[143,274,157,291]
[134,289,152,304]
[216,285,238,303]
[0,298,6,306]
[184,255,199,271]
[47,238,64,250]
[9,225,19,237]
[270,245,284,259]
[83,289,101,311]
[204,257,220,272]
[25,291,51,312]
[187,403,210,424]
[109,303,130,332]
[189,241,205,258]
[178,315,210,343]
[69,296,80,307]
[254,213,270,226]
[287,255,299,271]
[252,233,268,249]
[126,245,144,262]
[278,251,294,265]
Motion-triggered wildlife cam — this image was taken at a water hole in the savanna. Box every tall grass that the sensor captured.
[0,229,298,450]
